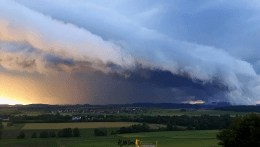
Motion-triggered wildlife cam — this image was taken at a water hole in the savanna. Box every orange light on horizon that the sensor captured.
[182,100,205,104]
[0,97,24,105]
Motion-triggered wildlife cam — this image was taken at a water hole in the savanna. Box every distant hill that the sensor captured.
[214,105,260,112]
[106,102,231,109]
[4,102,232,110]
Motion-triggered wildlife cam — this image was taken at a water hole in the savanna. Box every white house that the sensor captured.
[0,117,9,121]
[72,116,81,121]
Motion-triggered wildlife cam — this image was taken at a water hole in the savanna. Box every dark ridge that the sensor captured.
[106,102,231,109]
[214,105,260,112]
[2,102,232,110]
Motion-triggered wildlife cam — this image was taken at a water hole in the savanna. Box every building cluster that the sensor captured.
[0,117,10,121]
[72,116,105,121]
[51,107,144,115]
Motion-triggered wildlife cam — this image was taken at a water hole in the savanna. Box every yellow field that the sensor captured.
[21,122,141,130]
[2,122,8,127]
[148,124,166,129]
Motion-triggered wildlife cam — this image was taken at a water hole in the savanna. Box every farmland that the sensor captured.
[2,122,8,127]
[2,122,165,139]
[0,122,221,147]
[21,122,155,130]
[136,108,251,116]
[0,105,252,146]
[53,108,252,117]
[3,104,252,117]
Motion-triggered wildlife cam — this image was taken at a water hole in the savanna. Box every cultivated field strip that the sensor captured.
[21,122,142,130]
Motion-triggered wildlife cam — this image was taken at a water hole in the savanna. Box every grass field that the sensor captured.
[118,130,220,147]
[21,122,143,130]
[2,122,8,127]
[0,107,18,115]
[1,122,221,146]
[0,128,221,147]
[21,122,167,130]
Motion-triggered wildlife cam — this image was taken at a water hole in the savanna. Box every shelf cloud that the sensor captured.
[1,0,260,105]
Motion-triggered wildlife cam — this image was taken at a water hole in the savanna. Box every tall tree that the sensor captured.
[167,122,173,131]
[217,113,260,147]
[73,128,80,137]
[61,128,72,137]
[0,120,3,139]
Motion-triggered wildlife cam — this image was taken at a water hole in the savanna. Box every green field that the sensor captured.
[20,122,167,130]
[1,108,242,146]
[2,122,8,127]
[21,122,141,130]
[0,127,221,147]
[0,107,19,115]
[0,122,221,147]
[118,130,220,147]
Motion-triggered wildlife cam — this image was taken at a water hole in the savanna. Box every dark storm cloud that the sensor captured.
[44,55,75,67]
[1,0,260,105]
[73,67,229,104]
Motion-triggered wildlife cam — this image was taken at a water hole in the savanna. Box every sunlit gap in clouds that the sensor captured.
[0,97,24,105]
[182,100,205,104]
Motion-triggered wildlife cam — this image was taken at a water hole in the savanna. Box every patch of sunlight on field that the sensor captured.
[3,123,25,130]
[21,122,141,130]
[2,122,8,127]
[148,124,166,129]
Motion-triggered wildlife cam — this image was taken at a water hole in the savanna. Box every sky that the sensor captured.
[0,0,260,105]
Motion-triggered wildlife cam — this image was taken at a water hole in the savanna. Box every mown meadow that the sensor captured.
[0,122,221,147]
[1,108,248,146]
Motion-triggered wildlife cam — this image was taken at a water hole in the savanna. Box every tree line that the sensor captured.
[217,113,260,147]
[214,106,260,112]
[9,113,232,130]
[16,128,80,139]
[0,120,3,139]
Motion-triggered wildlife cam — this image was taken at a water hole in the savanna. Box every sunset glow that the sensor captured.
[0,0,260,105]
[0,97,23,105]
[182,100,205,104]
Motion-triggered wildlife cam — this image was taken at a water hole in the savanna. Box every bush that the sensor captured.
[0,121,3,130]
[61,128,72,137]
[73,128,80,137]
[94,128,107,136]
[187,124,193,130]
[217,113,260,147]
[180,109,186,112]
[0,121,3,139]
[31,132,37,138]
[111,131,116,135]
[157,127,167,131]
[167,123,173,131]
[58,131,62,137]
[49,132,56,137]
[40,131,49,138]
[17,132,25,139]
[7,122,13,126]
[173,125,179,131]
